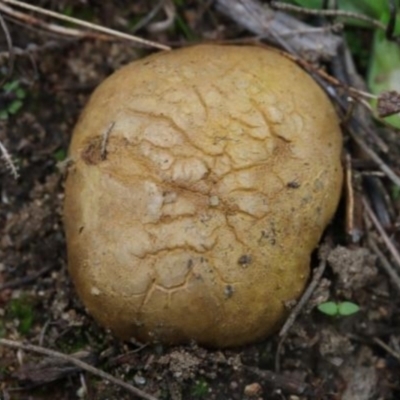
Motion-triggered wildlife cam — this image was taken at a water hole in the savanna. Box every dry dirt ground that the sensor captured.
[0,1,400,400]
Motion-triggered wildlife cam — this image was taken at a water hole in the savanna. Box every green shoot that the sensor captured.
[191,379,209,398]
[7,297,35,334]
[0,80,26,120]
[317,301,360,317]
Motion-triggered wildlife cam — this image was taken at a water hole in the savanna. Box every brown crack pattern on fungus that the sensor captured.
[64,45,343,347]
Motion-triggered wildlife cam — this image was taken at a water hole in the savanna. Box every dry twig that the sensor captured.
[147,0,176,33]
[0,2,114,40]
[215,0,342,60]
[244,365,311,395]
[373,337,400,362]
[348,128,400,188]
[363,197,400,271]
[364,196,400,293]
[0,338,158,400]
[0,265,53,291]
[270,1,387,32]
[100,121,115,161]
[0,40,73,61]
[275,245,330,372]
[0,140,19,179]
[367,235,400,294]
[0,10,14,86]
[0,0,170,50]
[344,153,363,243]
[131,0,165,33]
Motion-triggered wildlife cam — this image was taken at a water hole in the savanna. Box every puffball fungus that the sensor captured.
[64,45,343,348]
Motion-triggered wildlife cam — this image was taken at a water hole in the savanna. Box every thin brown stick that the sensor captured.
[0,265,53,291]
[0,140,19,179]
[0,338,158,400]
[0,2,110,40]
[278,259,327,338]
[0,10,14,86]
[363,197,400,271]
[131,0,165,33]
[100,121,115,160]
[244,365,310,395]
[275,247,329,372]
[278,23,343,38]
[345,154,355,236]
[0,40,76,74]
[373,337,400,362]
[292,55,376,101]
[270,1,387,32]
[367,234,400,293]
[349,130,400,188]
[216,0,341,60]
[147,0,176,33]
[1,0,170,50]
[344,153,363,243]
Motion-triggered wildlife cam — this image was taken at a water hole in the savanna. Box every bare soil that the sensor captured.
[1,1,400,399]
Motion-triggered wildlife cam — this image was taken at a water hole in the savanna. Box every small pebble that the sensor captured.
[133,374,146,385]
[230,381,238,390]
[244,382,262,397]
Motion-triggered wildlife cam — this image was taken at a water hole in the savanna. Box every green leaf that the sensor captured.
[317,301,339,316]
[8,100,23,114]
[8,297,34,335]
[392,185,400,200]
[174,14,197,41]
[54,148,67,161]
[337,301,360,316]
[288,0,323,9]
[191,379,209,398]
[62,4,73,16]
[368,21,400,128]
[0,109,9,120]
[15,88,26,99]
[3,80,19,93]
[336,0,389,21]
[285,0,395,26]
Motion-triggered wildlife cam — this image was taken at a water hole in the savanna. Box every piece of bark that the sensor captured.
[14,350,97,385]
[377,90,400,118]
[215,0,342,61]
[243,366,311,396]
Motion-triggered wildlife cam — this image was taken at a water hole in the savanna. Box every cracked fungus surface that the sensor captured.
[64,45,343,347]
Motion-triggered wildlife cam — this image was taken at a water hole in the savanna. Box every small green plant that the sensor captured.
[317,301,360,317]
[0,321,5,338]
[0,80,26,120]
[7,296,35,334]
[191,379,209,398]
[53,148,67,162]
[174,14,197,41]
[392,185,400,200]
[57,328,90,353]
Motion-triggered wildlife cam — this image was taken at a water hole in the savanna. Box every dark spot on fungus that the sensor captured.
[81,138,102,165]
[79,226,84,234]
[238,254,252,266]
[287,181,300,189]
[314,179,324,191]
[259,227,277,246]
[224,285,234,299]
[284,299,297,309]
